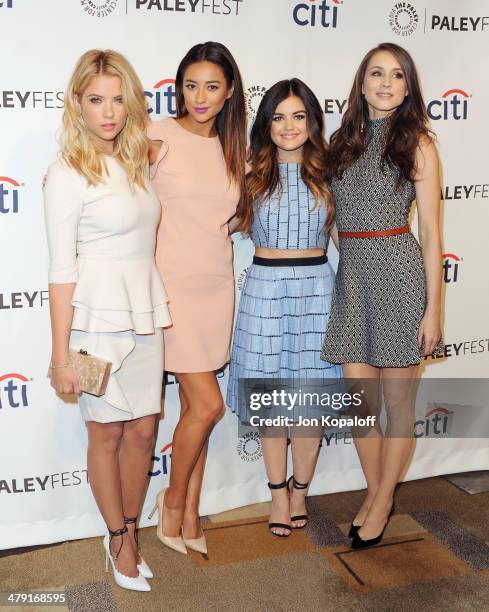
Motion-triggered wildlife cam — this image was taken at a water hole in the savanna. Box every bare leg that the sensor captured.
[86,421,138,578]
[289,426,323,528]
[358,365,418,540]
[260,427,289,536]
[179,385,211,539]
[343,363,382,527]
[163,372,223,537]
[119,415,159,560]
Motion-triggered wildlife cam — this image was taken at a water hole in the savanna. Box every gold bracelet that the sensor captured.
[49,362,73,369]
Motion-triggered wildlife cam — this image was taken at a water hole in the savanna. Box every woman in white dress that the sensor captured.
[44,49,171,592]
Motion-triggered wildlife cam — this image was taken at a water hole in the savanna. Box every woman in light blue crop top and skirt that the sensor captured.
[227,80,342,537]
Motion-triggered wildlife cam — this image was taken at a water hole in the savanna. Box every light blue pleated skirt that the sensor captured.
[226,259,343,423]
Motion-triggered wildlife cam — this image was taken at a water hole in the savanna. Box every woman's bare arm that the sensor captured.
[414,136,443,356]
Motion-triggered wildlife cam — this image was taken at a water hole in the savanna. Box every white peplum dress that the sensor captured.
[44,157,172,423]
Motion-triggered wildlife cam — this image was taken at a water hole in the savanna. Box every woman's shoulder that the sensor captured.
[45,157,83,188]
[46,156,72,175]
[147,117,176,141]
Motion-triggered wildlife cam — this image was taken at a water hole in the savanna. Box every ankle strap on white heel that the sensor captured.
[108,525,127,561]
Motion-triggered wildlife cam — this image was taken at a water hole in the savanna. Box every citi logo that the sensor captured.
[293,0,342,28]
[0,176,22,214]
[0,373,30,410]
[443,252,462,283]
[145,78,176,117]
[149,442,172,477]
[427,89,470,121]
[414,406,452,438]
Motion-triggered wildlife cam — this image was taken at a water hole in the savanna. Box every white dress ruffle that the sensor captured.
[72,255,171,334]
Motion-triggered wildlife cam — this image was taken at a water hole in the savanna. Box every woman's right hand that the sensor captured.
[50,365,81,395]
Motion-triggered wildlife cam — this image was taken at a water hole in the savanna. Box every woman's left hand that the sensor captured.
[417,312,442,356]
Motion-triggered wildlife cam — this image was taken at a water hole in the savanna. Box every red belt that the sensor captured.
[338,224,410,238]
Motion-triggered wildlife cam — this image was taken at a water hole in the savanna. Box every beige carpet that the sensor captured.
[2,475,489,611]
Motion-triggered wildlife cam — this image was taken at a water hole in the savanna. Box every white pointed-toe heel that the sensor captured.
[183,527,208,560]
[123,516,153,579]
[103,527,151,592]
[147,488,187,555]
[136,556,153,579]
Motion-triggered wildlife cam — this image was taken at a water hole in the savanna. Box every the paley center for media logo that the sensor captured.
[80,0,119,17]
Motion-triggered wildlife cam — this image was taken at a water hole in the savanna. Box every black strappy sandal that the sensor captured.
[123,516,139,545]
[267,481,292,537]
[287,476,309,529]
[123,515,153,579]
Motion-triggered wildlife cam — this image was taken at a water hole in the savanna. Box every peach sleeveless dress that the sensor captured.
[148,118,239,373]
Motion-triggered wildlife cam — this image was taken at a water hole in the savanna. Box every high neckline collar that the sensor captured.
[366,115,392,127]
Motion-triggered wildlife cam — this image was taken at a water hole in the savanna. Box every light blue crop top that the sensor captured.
[251,163,328,249]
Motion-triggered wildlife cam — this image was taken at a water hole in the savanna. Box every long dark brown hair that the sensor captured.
[328,42,433,182]
[235,78,334,236]
[175,42,247,211]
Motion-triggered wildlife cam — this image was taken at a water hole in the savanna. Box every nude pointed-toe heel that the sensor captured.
[148,488,187,555]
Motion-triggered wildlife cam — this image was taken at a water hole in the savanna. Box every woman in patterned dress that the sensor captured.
[228,79,342,537]
[321,43,443,548]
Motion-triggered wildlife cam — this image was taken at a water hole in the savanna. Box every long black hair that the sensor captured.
[175,42,247,210]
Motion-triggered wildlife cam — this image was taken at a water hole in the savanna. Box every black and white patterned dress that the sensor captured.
[321,116,440,367]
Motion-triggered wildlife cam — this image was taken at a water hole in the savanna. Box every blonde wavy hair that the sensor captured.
[61,49,149,188]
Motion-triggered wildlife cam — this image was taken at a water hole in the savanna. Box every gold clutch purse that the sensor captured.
[69,349,112,396]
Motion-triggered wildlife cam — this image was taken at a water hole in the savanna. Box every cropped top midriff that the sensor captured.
[43,157,171,335]
[251,163,328,249]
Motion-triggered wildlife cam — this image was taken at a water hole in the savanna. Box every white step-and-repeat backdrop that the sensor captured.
[1,0,488,549]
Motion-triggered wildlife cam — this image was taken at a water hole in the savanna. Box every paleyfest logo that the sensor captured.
[146,78,176,117]
[135,0,244,15]
[80,0,119,17]
[293,0,343,28]
[389,2,418,37]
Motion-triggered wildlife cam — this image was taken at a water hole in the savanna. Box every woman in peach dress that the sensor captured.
[147,42,247,556]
